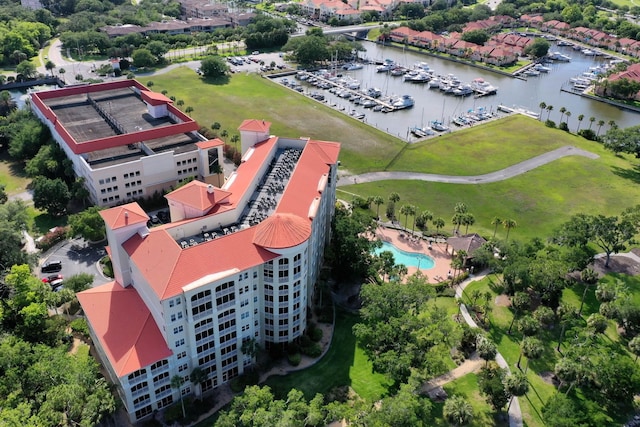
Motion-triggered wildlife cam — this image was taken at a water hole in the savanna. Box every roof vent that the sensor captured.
[207,184,214,194]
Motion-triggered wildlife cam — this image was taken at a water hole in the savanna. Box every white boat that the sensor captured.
[343,63,363,71]
[428,78,441,89]
[367,87,382,98]
[471,78,497,94]
[523,68,540,77]
[392,95,415,110]
[534,63,551,73]
[581,49,596,56]
[410,127,428,138]
[405,71,431,83]
[390,67,406,76]
[431,120,450,132]
[548,51,571,61]
[453,84,473,96]
[376,59,395,73]
[557,40,573,47]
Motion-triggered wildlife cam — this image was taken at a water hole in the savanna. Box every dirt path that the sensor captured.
[422,352,484,397]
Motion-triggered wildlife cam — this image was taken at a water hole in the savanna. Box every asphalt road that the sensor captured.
[39,238,111,287]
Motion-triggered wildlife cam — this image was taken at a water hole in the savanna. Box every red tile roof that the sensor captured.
[253,213,312,248]
[77,282,172,377]
[165,180,232,212]
[238,119,271,132]
[119,136,339,300]
[100,202,149,230]
[140,90,173,106]
[195,138,224,149]
[123,227,278,299]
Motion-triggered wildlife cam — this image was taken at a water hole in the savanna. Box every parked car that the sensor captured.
[49,278,64,290]
[41,260,62,273]
[42,274,63,283]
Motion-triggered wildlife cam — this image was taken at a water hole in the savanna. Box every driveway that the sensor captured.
[40,238,110,287]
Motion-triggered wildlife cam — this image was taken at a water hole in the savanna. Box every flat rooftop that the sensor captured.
[42,86,199,168]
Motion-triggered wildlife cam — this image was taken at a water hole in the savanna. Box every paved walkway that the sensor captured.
[338,146,598,186]
[455,273,524,427]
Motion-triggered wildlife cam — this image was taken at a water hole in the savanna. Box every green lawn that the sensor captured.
[430,373,509,427]
[264,310,392,402]
[0,151,30,195]
[149,68,406,174]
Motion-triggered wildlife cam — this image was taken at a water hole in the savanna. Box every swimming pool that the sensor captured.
[373,241,435,270]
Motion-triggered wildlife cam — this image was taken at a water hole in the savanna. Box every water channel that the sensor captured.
[273,41,640,141]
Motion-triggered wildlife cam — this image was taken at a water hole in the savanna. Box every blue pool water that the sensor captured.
[373,241,435,270]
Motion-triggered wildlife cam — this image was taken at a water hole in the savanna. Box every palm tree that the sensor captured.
[231,134,240,148]
[170,375,186,419]
[588,116,595,130]
[418,210,433,231]
[443,395,474,426]
[503,218,517,241]
[596,120,605,136]
[576,114,584,132]
[522,337,543,373]
[176,99,184,109]
[388,192,400,220]
[578,268,599,316]
[517,336,541,371]
[45,60,56,76]
[546,104,554,120]
[452,212,464,235]
[433,217,445,236]
[454,202,468,214]
[504,372,529,411]
[211,122,221,131]
[538,101,546,120]
[476,335,497,366]
[58,67,66,82]
[372,196,384,219]
[147,81,154,87]
[185,106,194,114]
[608,120,617,130]
[559,106,566,123]
[399,204,415,231]
[189,367,209,399]
[220,129,228,141]
[491,216,502,239]
[508,291,529,335]
[565,111,571,127]
[463,212,475,234]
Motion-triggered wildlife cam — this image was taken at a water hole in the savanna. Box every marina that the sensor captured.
[271,40,640,141]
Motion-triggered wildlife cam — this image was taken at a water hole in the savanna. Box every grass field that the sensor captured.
[264,310,392,401]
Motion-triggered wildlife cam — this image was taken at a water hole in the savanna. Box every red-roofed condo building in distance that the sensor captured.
[30,80,226,207]
[74,111,340,422]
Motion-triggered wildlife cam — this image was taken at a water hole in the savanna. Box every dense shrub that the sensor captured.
[36,226,69,250]
[578,128,598,141]
[309,327,323,342]
[299,335,312,348]
[70,318,90,337]
[230,371,259,392]
[545,119,556,128]
[302,342,322,357]
[288,352,302,366]
[558,122,569,131]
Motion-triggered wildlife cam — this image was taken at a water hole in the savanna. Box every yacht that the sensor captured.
[405,71,431,83]
[581,49,596,56]
[548,51,571,61]
[453,84,473,96]
[557,40,573,47]
[428,77,442,89]
[534,63,551,73]
[367,87,382,98]
[470,78,497,94]
[390,67,406,76]
[376,59,395,73]
[342,63,363,71]
[392,95,415,110]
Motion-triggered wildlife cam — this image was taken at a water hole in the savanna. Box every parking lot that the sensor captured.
[39,238,110,288]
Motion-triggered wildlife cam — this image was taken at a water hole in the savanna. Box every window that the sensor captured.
[135,405,152,420]
[153,372,169,384]
[130,381,148,394]
[279,307,288,315]
[192,301,213,317]
[279,330,289,337]
[169,300,175,308]
[279,318,288,326]
[150,360,168,371]
[181,387,191,396]
[175,338,185,348]
[173,325,183,334]
[128,369,147,381]
[219,318,236,332]
[157,395,173,409]
[241,311,250,320]
[220,331,237,344]
[178,363,188,372]
[177,351,187,360]
[216,293,235,307]
[279,295,288,303]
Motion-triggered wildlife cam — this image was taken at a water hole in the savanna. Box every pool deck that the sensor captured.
[374,225,452,284]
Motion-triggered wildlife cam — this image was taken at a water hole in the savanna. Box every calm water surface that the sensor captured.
[276,41,639,140]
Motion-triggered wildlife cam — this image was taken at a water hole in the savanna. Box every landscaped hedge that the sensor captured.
[36,226,69,251]
[288,352,301,366]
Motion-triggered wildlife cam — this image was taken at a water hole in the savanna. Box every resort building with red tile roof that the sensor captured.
[30,80,225,207]
[76,118,340,423]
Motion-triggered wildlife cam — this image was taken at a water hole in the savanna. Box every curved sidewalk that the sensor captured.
[456,273,524,427]
[338,146,598,186]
